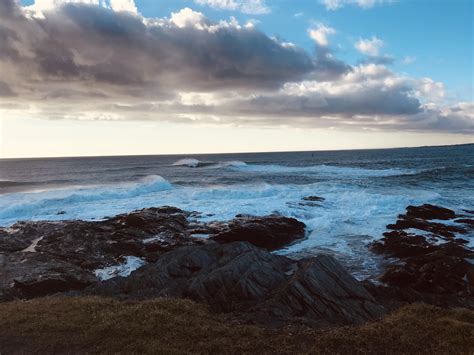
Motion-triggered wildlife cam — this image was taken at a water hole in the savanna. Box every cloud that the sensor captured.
[109,0,137,14]
[355,36,384,56]
[1,4,316,94]
[25,0,138,14]
[308,24,336,47]
[194,0,270,14]
[0,81,16,97]
[402,56,416,64]
[320,0,393,10]
[0,0,471,135]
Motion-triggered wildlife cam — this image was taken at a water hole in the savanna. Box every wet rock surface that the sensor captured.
[369,204,474,308]
[2,202,473,325]
[0,206,388,326]
[209,215,306,250]
[0,208,308,303]
[0,252,97,301]
[85,241,385,326]
[0,207,201,300]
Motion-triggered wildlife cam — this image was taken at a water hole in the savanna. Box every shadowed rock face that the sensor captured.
[0,208,311,316]
[209,215,306,250]
[0,252,97,301]
[369,204,474,306]
[86,241,385,326]
[0,207,201,301]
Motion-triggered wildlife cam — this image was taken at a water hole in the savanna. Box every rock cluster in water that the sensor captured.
[1,202,473,326]
[0,205,385,325]
[369,204,474,309]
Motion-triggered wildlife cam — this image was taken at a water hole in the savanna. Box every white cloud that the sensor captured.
[320,0,392,11]
[170,7,207,28]
[26,0,99,12]
[194,0,270,14]
[25,0,138,14]
[402,56,416,64]
[109,0,137,13]
[308,24,336,47]
[415,78,445,102]
[355,36,384,56]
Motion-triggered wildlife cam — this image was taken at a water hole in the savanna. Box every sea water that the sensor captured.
[1,144,473,278]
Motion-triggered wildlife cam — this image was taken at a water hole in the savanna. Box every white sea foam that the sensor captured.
[0,175,172,222]
[22,236,44,253]
[232,163,414,177]
[94,256,146,281]
[172,158,201,167]
[172,158,247,169]
[216,160,247,168]
[0,168,467,279]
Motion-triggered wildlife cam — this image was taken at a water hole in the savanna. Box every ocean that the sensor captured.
[1,144,473,279]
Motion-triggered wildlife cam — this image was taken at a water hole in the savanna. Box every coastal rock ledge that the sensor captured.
[86,241,384,326]
[369,204,474,309]
[0,206,385,326]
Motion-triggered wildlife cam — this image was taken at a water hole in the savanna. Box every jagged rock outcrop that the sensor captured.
[0,252,97,301]
[86,241,385,326]
[209,215,306,250]
[0,208,310,304]
[370,204,474,306]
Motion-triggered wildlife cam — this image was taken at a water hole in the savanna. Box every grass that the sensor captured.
[0,297,473,354]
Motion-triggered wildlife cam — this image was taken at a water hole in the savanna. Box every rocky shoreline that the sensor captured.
[1,202,473,326]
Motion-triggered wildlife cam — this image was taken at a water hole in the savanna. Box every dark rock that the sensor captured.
[0,252,97,301]
[0,207,202,301]
[455,218,474,227]
[405,204,456,220]
[0,207,310,309]
[86,241,385,326]
[32,207,197,269]
[387,217,465,239]
[210,215,305,250]
[302,196,325,202]
[370,204,474,303]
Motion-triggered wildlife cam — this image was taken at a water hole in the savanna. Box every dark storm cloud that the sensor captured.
[0,1,471,134]
[235,87,422,117]
[0,81,16,97]
[0,2,318,92]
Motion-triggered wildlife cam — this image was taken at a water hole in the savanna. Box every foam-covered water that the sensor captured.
[1,145,473,279]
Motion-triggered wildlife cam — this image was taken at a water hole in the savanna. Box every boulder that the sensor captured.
[370,204,474,300]
[210,215,306,250]
[86,241,385,326]
[0,252,97,301]
[405,204,456,220]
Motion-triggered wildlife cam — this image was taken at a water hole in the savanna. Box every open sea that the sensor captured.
[1,144,473,279]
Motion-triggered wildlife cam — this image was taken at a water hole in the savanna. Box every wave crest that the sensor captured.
[230,163,414,177]
[172,158,201,168]
[0,175,172,221]
[172,158,247,169]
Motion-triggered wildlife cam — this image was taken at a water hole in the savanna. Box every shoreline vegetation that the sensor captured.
[0,298,473,354]
[0,203,473,352]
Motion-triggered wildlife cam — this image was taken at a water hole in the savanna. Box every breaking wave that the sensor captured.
[172,158,247,169]
[231,163,416,177]
[0,175,172,221]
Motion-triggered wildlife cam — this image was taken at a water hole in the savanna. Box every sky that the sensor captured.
[0,0,472,158]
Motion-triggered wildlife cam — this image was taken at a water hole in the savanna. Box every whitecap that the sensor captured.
[172,158,201,168]
[94,256,146,281]
[231,163,415,177]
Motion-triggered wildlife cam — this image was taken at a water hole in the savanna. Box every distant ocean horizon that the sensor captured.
[2,142,473,161]
[1,143,473,279]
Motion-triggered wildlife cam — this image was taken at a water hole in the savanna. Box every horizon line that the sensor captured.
[1,142,472,161]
